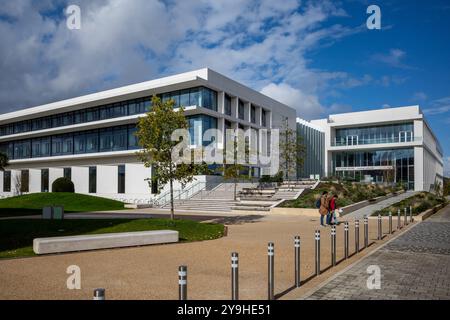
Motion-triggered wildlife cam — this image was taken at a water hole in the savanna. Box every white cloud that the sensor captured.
[411,91,427,102]
[0,0,365,117]
[372,48,416,70]
[260,83,324,119]
[423,96,450,115]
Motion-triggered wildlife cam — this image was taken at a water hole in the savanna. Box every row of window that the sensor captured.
[223,94,267,125]
[0,87,218,137]
[2,165,126,194]
[0,124,140,160]
[0,114,222,160]
[334,123,415,146]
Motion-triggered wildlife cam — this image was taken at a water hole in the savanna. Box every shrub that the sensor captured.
[52,177,75,193]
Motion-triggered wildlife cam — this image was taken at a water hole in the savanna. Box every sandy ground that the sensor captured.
[0,213,413,300]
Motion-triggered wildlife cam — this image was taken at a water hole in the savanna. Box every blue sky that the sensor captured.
[0,0,449,174]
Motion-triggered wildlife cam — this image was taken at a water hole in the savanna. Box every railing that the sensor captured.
[332,136,422,147]
[152,180,207,208]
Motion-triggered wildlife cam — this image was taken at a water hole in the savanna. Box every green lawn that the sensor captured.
[374,192,447,216]
[0,218,225,259]
[0,193,125,217]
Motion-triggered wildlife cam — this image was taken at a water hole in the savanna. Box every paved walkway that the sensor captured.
[0,213,393,300]
[344,191,418,220]
[303,204,450,300]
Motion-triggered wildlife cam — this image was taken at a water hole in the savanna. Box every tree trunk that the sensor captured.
[169,178,174,220]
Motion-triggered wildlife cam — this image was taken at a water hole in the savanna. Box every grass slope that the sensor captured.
[280,182,402,209]
[0,193,125,217]
[0,218,225,259]
[374,192,446,216]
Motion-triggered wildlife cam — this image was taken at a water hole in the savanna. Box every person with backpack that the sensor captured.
[318,191,329,227]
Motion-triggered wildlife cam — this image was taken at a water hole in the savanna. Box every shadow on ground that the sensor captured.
[207,215,265,225]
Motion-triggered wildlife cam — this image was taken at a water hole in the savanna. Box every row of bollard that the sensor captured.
[92,207,415,301]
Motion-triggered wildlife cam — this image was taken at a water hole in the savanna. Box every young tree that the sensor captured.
[136,96,201,220]
[221,134,249,201]
[279,118,305,189]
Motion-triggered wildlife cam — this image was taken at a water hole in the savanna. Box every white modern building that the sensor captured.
[0,68,296,202]
[310,106,444,191]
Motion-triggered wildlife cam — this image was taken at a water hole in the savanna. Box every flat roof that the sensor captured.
[0,68,296,124]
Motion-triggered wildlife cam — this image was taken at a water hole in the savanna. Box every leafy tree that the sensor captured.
[136,96,202,220]
[0,152,8,171]
[279,119,305,188]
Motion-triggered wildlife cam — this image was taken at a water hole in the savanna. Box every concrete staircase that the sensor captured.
[233,179,317,212]
[161,182,257,212]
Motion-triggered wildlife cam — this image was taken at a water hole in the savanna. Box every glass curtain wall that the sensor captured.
[335,123,414,146]
[0,86,218,137]
[332,148,414,189]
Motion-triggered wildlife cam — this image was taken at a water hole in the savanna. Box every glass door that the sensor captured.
[346,135,358,146]
[399,131,413,142]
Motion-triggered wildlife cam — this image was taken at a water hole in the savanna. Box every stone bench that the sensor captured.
[33,230,179,255]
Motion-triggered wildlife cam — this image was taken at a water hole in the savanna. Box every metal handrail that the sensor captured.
[156,180,207,208]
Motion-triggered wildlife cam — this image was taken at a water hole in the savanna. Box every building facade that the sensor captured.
[296,118,324,179]
[0,68,296,202]
[310,106,444,191]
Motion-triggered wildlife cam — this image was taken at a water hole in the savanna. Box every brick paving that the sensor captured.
[304,204,450,300]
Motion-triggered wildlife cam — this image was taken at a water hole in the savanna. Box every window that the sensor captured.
[187,115,218,146]
[99,128,113,152]
[189,87,201,106]
[32,137,51,158]
[73,130,99,154]
[179,89,190,107]
[14,140,31,159]
[86,108,99,122]
[73,110,86,124]
[89,166,97,193]
[225,94,232,116]
[0,142,14,159]
[251,105,256,123]
[238,100,245,120]
[200,87,217,111]
[21,170,29,193]
[64,168,71,180]
[3,171,11,192]
[41,169,49,192]
[112,126,128,151]
[262,109,267,127]
[52,134,73,156]
[118,165,125,194]
[128,125,140,150]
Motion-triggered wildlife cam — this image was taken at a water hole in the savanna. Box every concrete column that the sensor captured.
[125,163,151,195]
[218,91,225,114]
[97,165,118,194]
[256,106,262,126]
[217,117,225,149]
[231,97,238,119]
[29,169,41,193]
[414,147,424,191]
[245,102,251,122]
[49,168,64,191]
[0,170,3,193]
[414,120,423,142]
[72,166,89,193]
